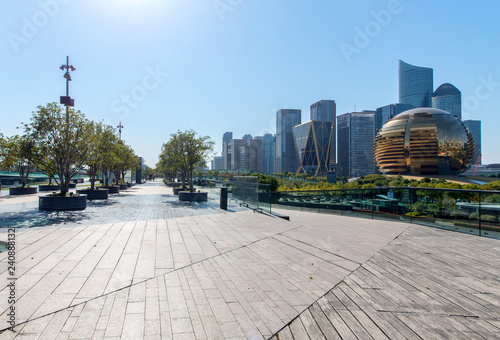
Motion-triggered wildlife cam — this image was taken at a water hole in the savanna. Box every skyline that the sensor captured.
[1,1,499,167]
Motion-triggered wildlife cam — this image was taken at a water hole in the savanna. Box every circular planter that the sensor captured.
[9,187,38,195]
[102,185,120,194]
[76,189,109,200]
[173,187,188,195]
[39,195,87,210]
[126,183,132,188]
[178,191,208,202]
[119,184,128,190]
[39,184,60,192]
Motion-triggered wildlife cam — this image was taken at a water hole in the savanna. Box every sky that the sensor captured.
[1,0,499,167]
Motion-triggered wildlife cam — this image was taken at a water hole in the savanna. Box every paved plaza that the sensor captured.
[0,182,498,339]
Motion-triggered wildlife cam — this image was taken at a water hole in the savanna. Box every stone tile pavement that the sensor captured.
[0,181,497,339]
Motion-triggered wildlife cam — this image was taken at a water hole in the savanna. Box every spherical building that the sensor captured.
[374,108,474,175]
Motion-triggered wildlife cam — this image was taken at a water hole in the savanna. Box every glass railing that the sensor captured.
[194,178,272,214]
[272,187,500,239]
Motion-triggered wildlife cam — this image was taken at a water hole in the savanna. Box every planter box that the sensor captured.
[77,189,109,200]
[102,185,120,194]
[119,184,128,190]
[173,187,188,195]
[39,195,87,210]
[9,187,38,195]
[69,183,77,188]
[178,191,208,202]
[126,183,132,188]
[39,184,61,192]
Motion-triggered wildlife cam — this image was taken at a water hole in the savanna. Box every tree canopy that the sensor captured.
[158,130,214,191]
[24,102,92,194]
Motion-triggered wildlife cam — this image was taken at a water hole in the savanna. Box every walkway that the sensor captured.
[0,182,498,339]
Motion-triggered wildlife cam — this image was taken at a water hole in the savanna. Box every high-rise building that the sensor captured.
[222,132,233,169]
[399,59,433,108]
[224,138,262,171]
[225,139,246,170]
[242,134,253,140]
[432,83,462,119]
[293,121,333,177]
[211,156,223,170]
[375,103,414,134]
[310,100,337,164]
[463,120,481,165]
[261,133,275,174]
[276,109,301,173]
[337,111,376,178]
[238,139,262,172]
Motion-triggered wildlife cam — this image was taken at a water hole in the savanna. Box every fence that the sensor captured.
[194,177,272,213]
[272,187,500,239]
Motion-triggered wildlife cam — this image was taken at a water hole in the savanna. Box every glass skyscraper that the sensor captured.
[399,59,433,108]
[261,133,275,174]
[310,100,336,165]
[337,111,375,178]
[463,120,481,165]
[276,109,301,173]
[222,132,233,169]
[293,121,333,177]
[432,83,462,120]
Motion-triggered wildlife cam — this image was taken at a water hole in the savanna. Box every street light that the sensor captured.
[60,56,75,107]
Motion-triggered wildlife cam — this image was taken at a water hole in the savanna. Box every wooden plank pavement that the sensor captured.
[0,183,409,339]
[272,221,500,339]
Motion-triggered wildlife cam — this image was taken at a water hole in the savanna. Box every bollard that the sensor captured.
[220,187,228,210]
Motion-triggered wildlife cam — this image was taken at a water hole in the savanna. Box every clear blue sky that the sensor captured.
[2,0,499,167]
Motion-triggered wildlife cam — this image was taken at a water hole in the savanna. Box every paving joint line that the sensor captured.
[0,211,306,332]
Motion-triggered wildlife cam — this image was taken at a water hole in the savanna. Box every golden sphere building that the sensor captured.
[374,108,474,175]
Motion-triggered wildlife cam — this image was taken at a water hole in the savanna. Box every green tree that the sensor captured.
[100,126,120,186]
[0,134,39,187]
[159,130,214,192]
[25,103,92,194]
[112,141,138,183]
[84,122,115,190]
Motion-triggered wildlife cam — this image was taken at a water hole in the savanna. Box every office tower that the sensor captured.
[276,109,301,173]
[261,133,275,174]
[337,111,376,178]
[222,132,233,169]
[375,103,414,134]
[224,138,262,171]
[293,121,333,177]
[238,139,262,172]
[463,120,482,165]
[225,139,245,170]
[310,100,337,164]
[432,83,462,120]
[399,59,433,108]
[242,134,253,140]
[212,156,223,170]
